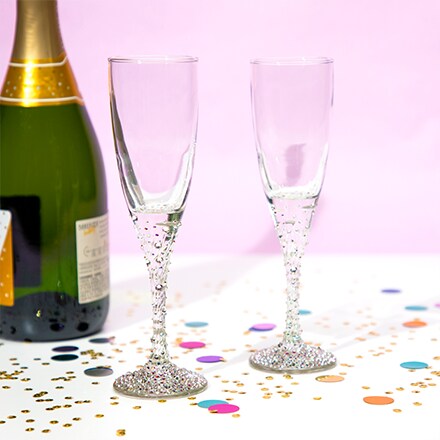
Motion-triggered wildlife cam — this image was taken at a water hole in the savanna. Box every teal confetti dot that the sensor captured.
[197,399,228,408]
[405,305,428,311]
[400,361,428,369]
[299,309,312,315]
[185,321,208,328]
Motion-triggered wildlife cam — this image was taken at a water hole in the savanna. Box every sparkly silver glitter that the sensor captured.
[113,361,207,398]
[250,197,337,374]
[249,341,336,373]
[112,213,208,398]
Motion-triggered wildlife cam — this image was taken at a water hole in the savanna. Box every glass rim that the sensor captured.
[250,56,333,66]
[108,55,198,64]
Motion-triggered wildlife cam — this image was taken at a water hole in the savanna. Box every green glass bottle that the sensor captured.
[0,0,110,341]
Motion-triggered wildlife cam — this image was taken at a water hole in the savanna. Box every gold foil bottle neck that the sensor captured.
[1,0,83,107]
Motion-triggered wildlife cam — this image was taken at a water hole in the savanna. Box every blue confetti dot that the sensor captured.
[400,361,428,369]
[299,309,312,315]
[198,399,229,408]
[381,288,401,294]
[185,321,208,328]
[405,305,428,311]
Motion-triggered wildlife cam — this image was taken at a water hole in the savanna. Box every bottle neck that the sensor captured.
[1,0,82,107]
[12,0,64,62]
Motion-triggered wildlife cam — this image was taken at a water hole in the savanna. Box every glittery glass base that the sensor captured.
[249,340,337,374]
[113,361,208,398]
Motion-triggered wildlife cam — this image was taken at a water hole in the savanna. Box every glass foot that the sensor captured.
[249,340,337,374]
[113,360,208,398]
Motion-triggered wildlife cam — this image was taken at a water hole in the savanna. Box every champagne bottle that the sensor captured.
[0,0,110,341]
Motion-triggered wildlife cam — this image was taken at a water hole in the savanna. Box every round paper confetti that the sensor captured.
[208,404,240,414]
[185,321,208,328]
[403,320,427,328]
[89,337,114,344]
[51,354,78,362]
[179,341,206,349]
[84,367,114,377]
[363,396,394,405]
[315,375,344,383]
[405,305,427,311]
[249,323,276,331]
[52,346,79,353]
[198,399,228,408]
[196,356,224,363]
[381,288,401,294]
[400,361,428,369]
[299,309,312,315]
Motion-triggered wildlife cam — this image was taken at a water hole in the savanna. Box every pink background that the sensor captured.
[1,0,440,255]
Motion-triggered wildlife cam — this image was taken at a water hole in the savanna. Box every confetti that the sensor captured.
[198,399,229,408]
[299,309,312,315]
[381,289,401,294]
[84,367,114,377]
[179,341,206,349]
[196,356,224,363]
[400,361,428,370]
[51,354,78,362]
[315,375,344,383]
[185,321,208,328]
[208,404,240,414]
[89,337,114,344]
[363,396,394,405]
[403,321,427,328]
[249,323,276,331]
[405,305,428,311]
[52,346,79,353]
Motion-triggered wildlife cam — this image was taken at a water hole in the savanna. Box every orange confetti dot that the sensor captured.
[363,396,394,405]
[315,375,344,383]
[403,321,427,328]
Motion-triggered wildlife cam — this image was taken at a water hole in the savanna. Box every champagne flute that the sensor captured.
[108,56,207,397]
[249,57,337,373]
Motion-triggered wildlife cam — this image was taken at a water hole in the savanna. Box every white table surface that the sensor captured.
[1,254,440,440]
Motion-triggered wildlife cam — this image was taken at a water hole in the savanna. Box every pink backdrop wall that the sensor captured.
[1,0,440,254]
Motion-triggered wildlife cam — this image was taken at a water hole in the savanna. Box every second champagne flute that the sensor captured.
[109,56,207,398]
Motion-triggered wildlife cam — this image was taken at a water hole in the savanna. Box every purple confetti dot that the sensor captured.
[179,341,206,349]
[209,403,240,414]
[250,323,276,331]
[381,288,401,294]
[52,346,78,353]
[196,355,224,363]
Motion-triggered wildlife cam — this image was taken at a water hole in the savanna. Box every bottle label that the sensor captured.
[0,210,15,306]
[76,213,109,304]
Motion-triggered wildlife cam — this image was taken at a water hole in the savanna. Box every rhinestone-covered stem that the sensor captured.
[271,197,317,345]
[133,212,182,365]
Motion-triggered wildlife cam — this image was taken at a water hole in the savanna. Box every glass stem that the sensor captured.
[271,197,317,345]
[133,212,182,365]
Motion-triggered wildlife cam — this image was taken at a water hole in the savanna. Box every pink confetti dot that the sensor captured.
[179,341,206,349]
[208,404,240,414]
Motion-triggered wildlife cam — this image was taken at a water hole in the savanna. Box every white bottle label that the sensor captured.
[75,213,109,304]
